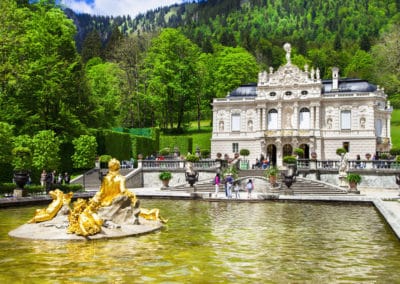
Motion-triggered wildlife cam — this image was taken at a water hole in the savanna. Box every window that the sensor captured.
[268,109,278,130]
[299,108,310,129]
[231,114,241,131]
[283,144,293,157]
[232,143,239,153]
[285,91,292,96]
[343,142,349,153]
[269,91,276,97]
[301,90,308,95]
[340,110,351,130]
[375,119,382,136]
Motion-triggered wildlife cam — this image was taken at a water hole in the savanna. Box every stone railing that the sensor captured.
[297,159,400,171]
[139,159,221,170]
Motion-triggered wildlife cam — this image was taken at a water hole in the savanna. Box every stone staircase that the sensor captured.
[72,168,134,190]
[173,171,349,196]
[287,178,348,195]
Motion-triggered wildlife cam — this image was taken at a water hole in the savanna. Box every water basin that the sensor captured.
[1,200,400,283]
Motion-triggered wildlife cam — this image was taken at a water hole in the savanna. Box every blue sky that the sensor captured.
[60,0,186,17]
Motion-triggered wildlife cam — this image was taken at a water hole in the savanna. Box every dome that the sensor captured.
[323,78,377,93]
[227,83,257,97]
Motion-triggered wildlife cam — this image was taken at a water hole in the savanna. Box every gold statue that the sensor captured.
[28,158,166,237]
[28,189,73,223]
[92,158,138,207]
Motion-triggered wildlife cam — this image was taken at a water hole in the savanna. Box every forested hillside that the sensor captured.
[2,0,400,138]
[71,0,400,101]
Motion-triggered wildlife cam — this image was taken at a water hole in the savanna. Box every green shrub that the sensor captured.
[294,148,304,158]
[346,173,362,184]
[265,166,279,178]
[283,155,297,164]
[336,148,347,156]
[185,153,200,162]
[159,171,172,181]
[200,149,210,158]
[239,149,250,158]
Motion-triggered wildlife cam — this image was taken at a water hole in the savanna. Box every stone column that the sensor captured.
[293,102,298,133]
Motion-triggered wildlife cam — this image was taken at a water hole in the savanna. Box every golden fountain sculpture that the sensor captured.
[26,158,166,238]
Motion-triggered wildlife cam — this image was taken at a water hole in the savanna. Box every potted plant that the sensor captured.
[294,148,304,158]
[346,173,361,191]
[159,171,172,188]
[239,148,250,169]
[99,154,112,168]
[283,155,297,165]
[185,153,200,163]
[336,147,347,156]
[12,146,32,196]
[265,166,279,185]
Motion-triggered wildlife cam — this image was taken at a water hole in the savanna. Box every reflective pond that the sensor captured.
[1,200,400,283]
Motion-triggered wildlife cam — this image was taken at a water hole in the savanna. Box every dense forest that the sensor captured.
[70,0,400,102]
[2,0,400,139]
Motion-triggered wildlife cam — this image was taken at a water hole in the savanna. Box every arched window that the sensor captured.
[299,107,310,129]
[268,109,278,130]
[283,144,293,157]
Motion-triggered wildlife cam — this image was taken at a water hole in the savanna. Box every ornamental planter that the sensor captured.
[13,171,29,197]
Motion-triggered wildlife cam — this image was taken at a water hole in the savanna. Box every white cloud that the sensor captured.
[61,0,185,17]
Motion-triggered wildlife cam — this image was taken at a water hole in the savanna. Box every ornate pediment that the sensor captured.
[267,64,313,86]
[258,43,321,88]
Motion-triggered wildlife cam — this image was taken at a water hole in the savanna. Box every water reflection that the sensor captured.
[1,200,400,283]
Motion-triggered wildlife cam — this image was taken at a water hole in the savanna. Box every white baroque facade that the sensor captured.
[211,43,392,166]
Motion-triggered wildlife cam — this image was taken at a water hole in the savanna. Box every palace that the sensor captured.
[211,43,392,166]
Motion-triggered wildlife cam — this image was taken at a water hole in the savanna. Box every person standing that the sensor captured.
[246,179,254,198]
[40,170,47,187]
[45,171,53,193]
[226,173,233,198]
[233,181,240,199]
[214,173,220,198]
[64,172,70,184]
[57,173,63,184]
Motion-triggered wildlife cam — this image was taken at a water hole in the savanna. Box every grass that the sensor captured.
[391,109,400,149]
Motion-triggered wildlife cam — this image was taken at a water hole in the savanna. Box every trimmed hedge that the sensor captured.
[0,183,83,196]
[96,130,132,160]
[160,136,193,156]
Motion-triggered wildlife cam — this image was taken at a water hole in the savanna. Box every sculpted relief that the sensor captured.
[282,106,293,128]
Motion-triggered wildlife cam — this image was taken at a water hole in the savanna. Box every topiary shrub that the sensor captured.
[336,148,347,156]
[283,155,297,164]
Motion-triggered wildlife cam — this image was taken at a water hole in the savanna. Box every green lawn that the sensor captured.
[391,109,400,148]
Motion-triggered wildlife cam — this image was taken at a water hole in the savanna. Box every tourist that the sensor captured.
[246,179,254,198]
[45,171,53,193]
[233,181,240,199]
[57,173,63,184]
[356,154,361,168]
[64,172,70,184]
[252,158,261,169]
[225,173,233,198]
[40,170,47,187]
[214,173,220,197]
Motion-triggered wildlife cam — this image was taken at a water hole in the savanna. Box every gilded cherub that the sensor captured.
[28,189,73,223]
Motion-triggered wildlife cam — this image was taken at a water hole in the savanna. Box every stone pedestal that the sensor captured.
[13,189,23,198]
